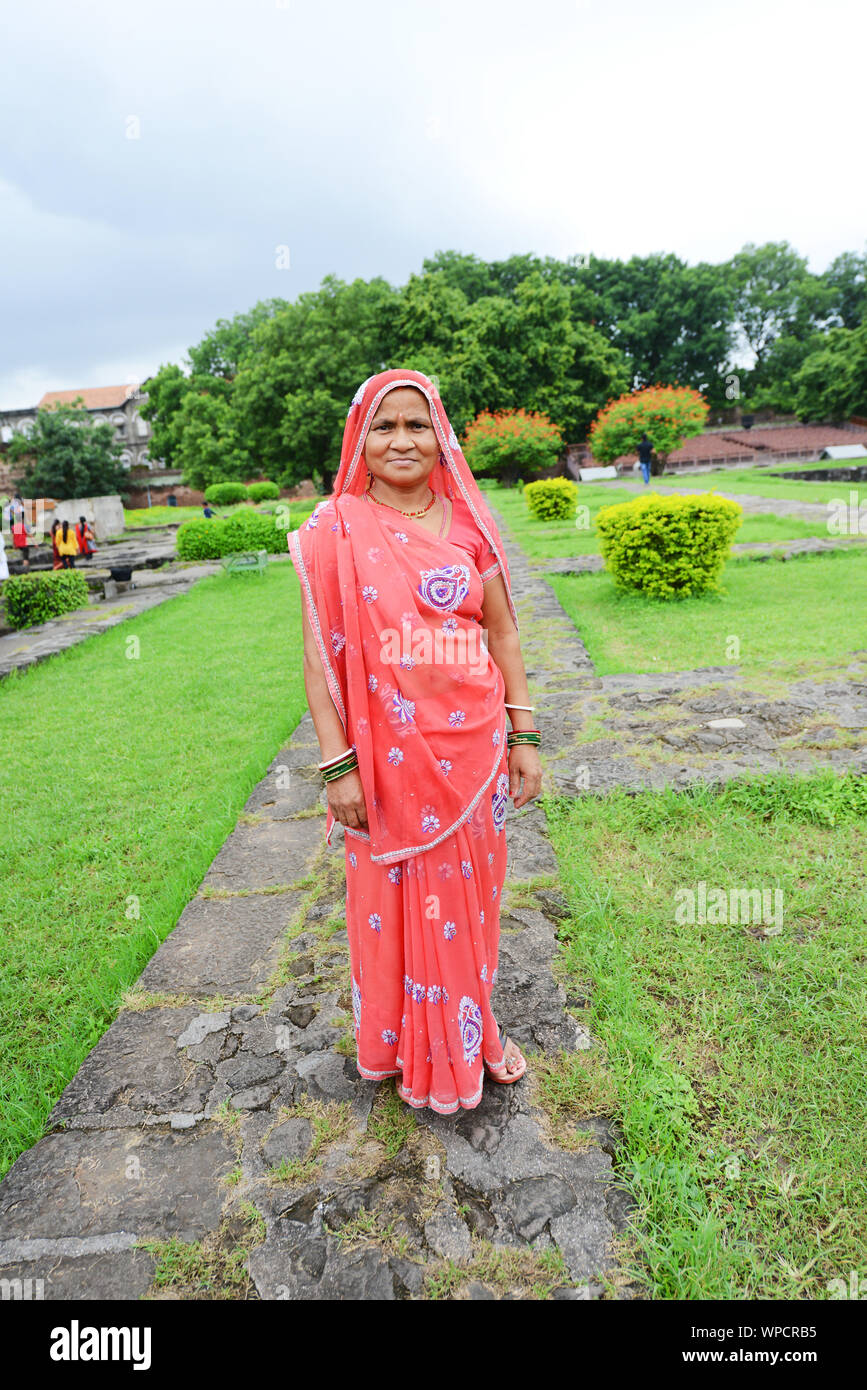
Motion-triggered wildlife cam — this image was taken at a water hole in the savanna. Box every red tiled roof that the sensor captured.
[712,425,867,453]
[606,423,867,467]
[37,385,140,410]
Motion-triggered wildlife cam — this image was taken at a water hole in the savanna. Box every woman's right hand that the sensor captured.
[325,767,368,830]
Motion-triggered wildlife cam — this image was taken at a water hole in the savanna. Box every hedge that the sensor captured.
[176,505,290,561]
[246,480,280,502]
[203,481,249,505]
[2,570,91,629]
[595,492,743,598]
[523,477,578,521]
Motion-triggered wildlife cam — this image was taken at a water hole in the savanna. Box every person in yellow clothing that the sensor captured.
[55,519,81,568]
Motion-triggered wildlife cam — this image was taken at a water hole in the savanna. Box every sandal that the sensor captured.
[483,1022,527,1084]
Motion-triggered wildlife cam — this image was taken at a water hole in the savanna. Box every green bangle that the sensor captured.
[322,753,359,782]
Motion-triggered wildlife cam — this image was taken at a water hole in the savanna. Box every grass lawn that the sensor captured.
[547,548,867,677]
[542,771,867,1298]
[0,561,310,1178]
[650,466,867,508]
[483,483,834,562]
[118,498,319,533]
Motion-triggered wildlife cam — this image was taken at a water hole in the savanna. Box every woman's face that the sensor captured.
[364,386,440,487]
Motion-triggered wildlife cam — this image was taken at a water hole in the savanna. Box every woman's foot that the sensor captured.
[502,1035,526,1075]
[484,1021,527,1083]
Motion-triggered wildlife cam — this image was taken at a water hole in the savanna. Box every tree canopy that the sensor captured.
[7,400,129,501]
[138,240,867,491]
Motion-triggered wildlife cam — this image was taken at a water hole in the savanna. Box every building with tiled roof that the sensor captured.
[37,384,140,411]
[0,382,161,471]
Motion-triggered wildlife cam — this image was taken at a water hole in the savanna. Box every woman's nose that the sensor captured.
[392,420,415,448]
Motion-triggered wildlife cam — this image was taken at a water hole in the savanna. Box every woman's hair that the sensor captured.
[61,519,71,541]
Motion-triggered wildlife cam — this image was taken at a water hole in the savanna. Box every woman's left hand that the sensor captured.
[508,745,542,808]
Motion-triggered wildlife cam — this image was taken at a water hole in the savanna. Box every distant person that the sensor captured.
[10,499,33,570]
[637,432,653,485]
[75,515,96,558]
[56,519,80,568]
[0,522,8,581]
[51,520,63,570]
[202,502,219,518]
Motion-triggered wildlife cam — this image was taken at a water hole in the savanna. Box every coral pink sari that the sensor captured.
[288,369,521,1113]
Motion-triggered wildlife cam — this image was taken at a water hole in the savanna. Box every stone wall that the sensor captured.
[124,482,205,509]
[52,495,125,540]
[0,457,23,494]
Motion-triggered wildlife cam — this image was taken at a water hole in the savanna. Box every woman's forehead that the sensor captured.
[371,385,431,419]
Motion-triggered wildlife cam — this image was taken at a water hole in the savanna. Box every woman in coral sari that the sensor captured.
[288,369,542,1114]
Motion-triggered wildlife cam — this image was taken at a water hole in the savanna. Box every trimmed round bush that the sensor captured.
[204,481,249,505]
[175,517,226,561]
[220,506,285,555]
[523,477,578,521]
[246,480,280,502]
[595,492,743,598]
[176,504,291,560]
[2,570,90,629]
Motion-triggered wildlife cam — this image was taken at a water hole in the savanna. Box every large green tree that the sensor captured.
[7,400,129,501]
[580,253,735,407]
[793,319,867,422]
[818,249,867,330]
[186,298,287,379]
[173,388,252,491]
[139,363,233,468]
[395,268,628,440]
[230,274,399,491]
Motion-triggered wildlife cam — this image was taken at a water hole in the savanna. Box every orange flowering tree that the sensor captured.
[589,385,708,466]
[461,408,562,484]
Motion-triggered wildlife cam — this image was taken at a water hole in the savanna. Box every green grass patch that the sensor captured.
[488,482,640,559]
[543,768,867,1298]
[0,561,310,1178]
[482,483,835,563]
[118,498,320,534]
[653,466,867,508]
[734,513,835,545]
[547,547,867,676]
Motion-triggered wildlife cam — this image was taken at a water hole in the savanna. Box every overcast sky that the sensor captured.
[1,0,864,409]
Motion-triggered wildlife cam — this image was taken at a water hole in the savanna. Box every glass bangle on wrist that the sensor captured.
[506,728,541,748]
[318,747,354,769]
[322,753,358,783]
[318,746,359,783]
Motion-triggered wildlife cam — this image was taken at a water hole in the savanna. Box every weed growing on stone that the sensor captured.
[265,1098,354,1188]
[137,1204,266,1299]
[423,1239,575,1300]
[367,1079,417,1157]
